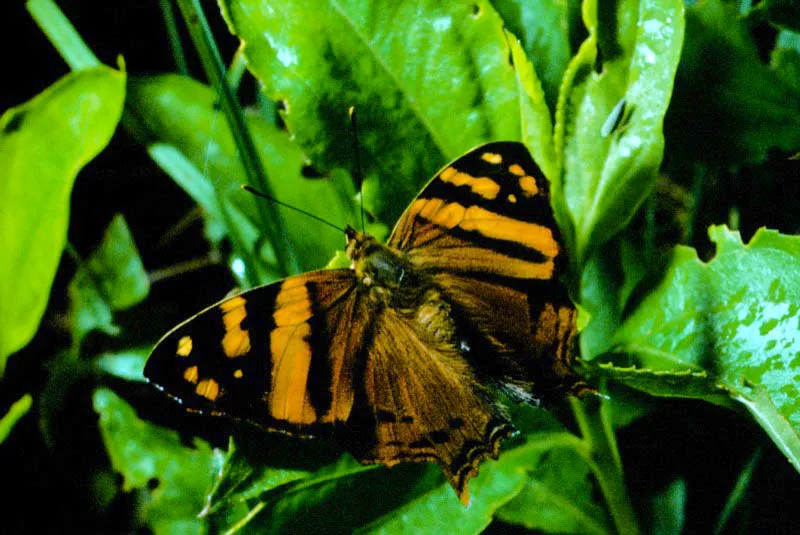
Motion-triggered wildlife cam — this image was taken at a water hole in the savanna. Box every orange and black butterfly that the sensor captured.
[144,141,590,504]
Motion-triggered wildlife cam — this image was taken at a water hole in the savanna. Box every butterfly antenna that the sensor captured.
[242,185,347,234]
[348,106,366,233]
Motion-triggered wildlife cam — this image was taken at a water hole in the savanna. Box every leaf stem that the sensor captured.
[570,396,640,535]
[26,0,100,70]
[174,0,297,279]
[158,0,190,75]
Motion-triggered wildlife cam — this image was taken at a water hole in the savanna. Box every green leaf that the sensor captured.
[561,0,685,266]
[579,241,625,358]
[126,74,357,277]
[612,226,800,472]
[496,447,611,535]
[93,388,220,535]
[68,214,150,347]
[646,478,686,535]
[0,66,125,373]
[579,362,732,406]
[578,229,653,359]
[494,0,577,114]
[664,0,800,168]
[203,437,312,518]
[95,348,149,382]
[219,0,522,224]
[0,394,33,444]
[772,29,800,93]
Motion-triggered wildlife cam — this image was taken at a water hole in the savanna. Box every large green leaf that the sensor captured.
[610,226,800,472]
[219,0,522,224]
[560,0,685,266]
[126,74,357,278]
[94,388,221,535]
[664,0,800,169]
[0,66,125,373]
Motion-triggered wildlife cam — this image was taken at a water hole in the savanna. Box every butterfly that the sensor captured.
[144,141,590,505]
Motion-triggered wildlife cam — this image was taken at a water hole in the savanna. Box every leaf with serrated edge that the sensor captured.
[613,226,800,472]
[218,0,522,224]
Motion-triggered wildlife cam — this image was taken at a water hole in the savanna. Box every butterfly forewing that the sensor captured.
[144,269,369,434]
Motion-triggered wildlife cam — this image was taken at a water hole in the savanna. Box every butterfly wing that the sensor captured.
[144,269,371,434]
[342,307,512,505]
[387,141,589,399]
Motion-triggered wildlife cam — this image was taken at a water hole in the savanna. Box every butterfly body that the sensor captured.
[145,142,589,504]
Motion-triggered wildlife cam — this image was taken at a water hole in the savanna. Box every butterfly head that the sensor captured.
[344,225,377,261]
[344,224,415,294]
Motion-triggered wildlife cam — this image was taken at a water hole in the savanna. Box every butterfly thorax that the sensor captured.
[345,226,459,348]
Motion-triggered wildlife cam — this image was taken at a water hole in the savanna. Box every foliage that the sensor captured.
[0,65,125,372]
[3,0,799,533]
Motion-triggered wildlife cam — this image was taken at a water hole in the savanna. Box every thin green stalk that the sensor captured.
[158,0,190,75]
[27,0,99,70]
[570,397,640,535]
[226,48,248,92]
[174,0,297,279]
[713,447,761,535]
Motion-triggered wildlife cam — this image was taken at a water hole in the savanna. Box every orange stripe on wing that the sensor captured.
[461,205,558,258]
[438,167,501,200]
[269,280,317,424]
[409,199,559,261]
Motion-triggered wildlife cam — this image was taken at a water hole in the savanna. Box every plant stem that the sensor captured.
[158,0,190,75]
[226,48,248,92]
[570,396,640,535]
[27,0,99,70]
[174,0,297,279]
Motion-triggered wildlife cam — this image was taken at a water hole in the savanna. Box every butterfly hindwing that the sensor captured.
[342,306,512,505]
[144,269,369,434]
